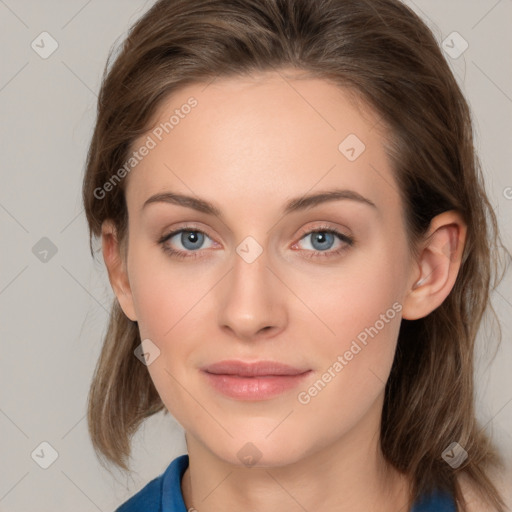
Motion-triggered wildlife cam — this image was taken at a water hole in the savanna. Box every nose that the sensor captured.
[216,244,287,342]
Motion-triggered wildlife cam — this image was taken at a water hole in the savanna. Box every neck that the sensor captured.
[181,394,412,512]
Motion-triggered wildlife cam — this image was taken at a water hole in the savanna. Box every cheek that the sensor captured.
[126,247,211,411]
[294,251,403,408]
[311,275,401,389]
[297,249,403,348]
[127,243,200,338]
[293,296,401,445]
[337,257,404,374]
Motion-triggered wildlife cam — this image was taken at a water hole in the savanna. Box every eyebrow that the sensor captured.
[141,188,377,217]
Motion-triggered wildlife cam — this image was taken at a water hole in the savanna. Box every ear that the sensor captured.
[101,220,137,322]
[402,210,467,320]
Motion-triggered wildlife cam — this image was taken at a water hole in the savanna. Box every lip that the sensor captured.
[200,360,312,401]
[201,360,309,377]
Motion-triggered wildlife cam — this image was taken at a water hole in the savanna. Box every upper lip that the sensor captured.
[201,360,310,377]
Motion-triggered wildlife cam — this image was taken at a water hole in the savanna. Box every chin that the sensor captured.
[207,433,316,469]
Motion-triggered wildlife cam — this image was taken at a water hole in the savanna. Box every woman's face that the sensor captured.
[116,69,418,466]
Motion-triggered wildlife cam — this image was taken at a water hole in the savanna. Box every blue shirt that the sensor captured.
[115,454,456,512]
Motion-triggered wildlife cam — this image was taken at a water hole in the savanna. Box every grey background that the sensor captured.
[0,0,511,510]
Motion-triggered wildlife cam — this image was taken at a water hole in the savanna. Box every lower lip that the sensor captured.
[202,371,312,400]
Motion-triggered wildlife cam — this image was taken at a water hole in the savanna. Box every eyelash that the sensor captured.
[157,224,355,260]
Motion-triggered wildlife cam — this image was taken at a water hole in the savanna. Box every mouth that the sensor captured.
[200,360,312,400]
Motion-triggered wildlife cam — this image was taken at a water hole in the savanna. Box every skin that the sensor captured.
[102,68,467,512]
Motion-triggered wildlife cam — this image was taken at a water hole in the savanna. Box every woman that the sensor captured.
[82,0,511,510]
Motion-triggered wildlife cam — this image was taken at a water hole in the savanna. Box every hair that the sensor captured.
[82,0,511,509]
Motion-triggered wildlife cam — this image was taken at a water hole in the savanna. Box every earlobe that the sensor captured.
[402,211,467,321]
[101,220,138,322]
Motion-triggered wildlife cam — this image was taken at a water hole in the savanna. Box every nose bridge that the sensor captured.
[217,233,285,338]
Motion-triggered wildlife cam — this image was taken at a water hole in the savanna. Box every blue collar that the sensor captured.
[162,454,189,511]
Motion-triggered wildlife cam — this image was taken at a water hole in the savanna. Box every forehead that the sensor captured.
[125,69,401,222]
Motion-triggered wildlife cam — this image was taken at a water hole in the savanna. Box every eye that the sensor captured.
[158,226,215,259]
[293,225,354,259]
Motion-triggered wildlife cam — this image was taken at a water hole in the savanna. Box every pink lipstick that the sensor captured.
[200,360,312,400]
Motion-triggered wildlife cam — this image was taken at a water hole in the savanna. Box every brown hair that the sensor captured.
[82,0,511,509]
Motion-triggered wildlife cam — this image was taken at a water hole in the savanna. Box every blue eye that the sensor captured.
[296,227,354,259]
[159,228,213,259]
[173,230,206,250]
[302,230,337,251]
[158,225,354,260]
